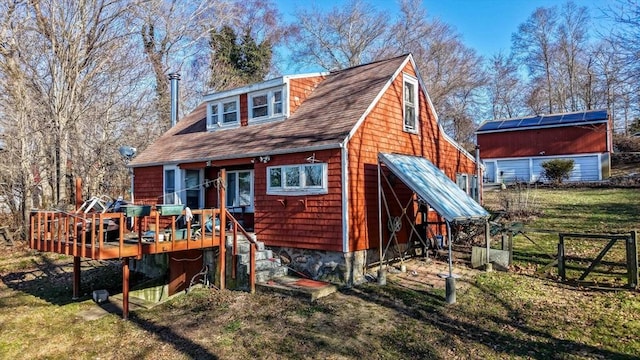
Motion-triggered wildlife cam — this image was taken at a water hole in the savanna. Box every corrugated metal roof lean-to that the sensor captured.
[476,109,608,134]
[378,153,489,224]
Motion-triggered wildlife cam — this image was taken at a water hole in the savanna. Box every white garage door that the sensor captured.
[497,159,530,183]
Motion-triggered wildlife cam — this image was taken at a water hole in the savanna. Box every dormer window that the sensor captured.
[249,88,284,122]
[403,74,418,133]
[207,97,239,130]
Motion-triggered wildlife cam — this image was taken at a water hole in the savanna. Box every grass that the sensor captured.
[0,187,638,359]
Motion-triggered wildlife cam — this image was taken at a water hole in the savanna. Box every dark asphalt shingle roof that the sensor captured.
[130,55,409,167]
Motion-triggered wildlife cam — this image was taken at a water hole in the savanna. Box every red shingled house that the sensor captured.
[128,54,483,283]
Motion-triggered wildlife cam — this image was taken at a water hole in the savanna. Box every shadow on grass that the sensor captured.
[128,312,219,360]
[0,253,137,306]
[344,279,637,360]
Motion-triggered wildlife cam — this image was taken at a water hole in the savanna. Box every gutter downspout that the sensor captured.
[475,145,482,205]
[341,142,349,253]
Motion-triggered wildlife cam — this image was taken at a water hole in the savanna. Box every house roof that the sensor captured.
[129,54,410,167]
[476,109,608,134]
[379,153,489,223]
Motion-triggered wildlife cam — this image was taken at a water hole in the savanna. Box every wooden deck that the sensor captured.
[29,208,223,260]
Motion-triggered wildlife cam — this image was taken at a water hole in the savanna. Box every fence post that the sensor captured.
[558,234,565,281]
[627,231,638,289]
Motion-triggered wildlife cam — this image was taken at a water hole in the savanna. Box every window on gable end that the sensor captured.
[403,75,419,133]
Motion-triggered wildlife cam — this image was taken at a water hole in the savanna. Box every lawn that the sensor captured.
[0,188,638,359]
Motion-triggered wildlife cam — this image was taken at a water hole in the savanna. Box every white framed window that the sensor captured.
[456,173,469,194]
[184,169,203,209]
[226,170,254,212]
[267,163,328,195]
[163,166,204,208]
[249,88,285,122]
[207,97,240,130]
[163,165,180,204]
[403,74,419,133]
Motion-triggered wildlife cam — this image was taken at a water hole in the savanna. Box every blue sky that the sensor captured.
[275,0,611,72]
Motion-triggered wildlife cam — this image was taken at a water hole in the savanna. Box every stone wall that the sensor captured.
[612,152,640,165]
[271,243,410,286]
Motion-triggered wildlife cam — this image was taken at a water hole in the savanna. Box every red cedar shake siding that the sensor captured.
[133,166,163,205]
[254,149,343,251]
[347,62,476,252]
[288,76,325,114]
[477,124,609,158]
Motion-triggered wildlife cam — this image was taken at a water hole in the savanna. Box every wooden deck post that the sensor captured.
[627,231,638,289]
[72,256,81,299]
[218,169,226,290]
[122,257,130,320]
[250,242,256,294]
[558,234,565,281]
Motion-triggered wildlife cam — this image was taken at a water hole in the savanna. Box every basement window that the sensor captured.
[267,163,328,195]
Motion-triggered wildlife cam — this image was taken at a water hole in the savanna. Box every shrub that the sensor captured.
[541,159,574,184]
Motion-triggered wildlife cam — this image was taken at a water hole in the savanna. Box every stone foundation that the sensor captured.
[270,243,412,286]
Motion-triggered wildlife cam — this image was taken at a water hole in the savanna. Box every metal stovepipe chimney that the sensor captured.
[169,73,180,127]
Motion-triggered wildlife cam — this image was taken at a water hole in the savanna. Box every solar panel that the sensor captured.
[498,119,522,130]
[477,121,502,132]
[518,116,542,127]
[478,110,608,133]
[560,113,585,123]
[539,114,563,125]
[583,110,607,121]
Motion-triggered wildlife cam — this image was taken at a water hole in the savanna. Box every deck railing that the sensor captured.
[29,208,223,260]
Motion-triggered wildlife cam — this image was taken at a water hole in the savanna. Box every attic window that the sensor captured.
[207,97,239,129]
[249,88,285,122]
[403,74,418,133]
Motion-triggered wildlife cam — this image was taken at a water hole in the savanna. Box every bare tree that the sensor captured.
[557,1,590,111]
[0,0,157,232]
[512,6,558,113]
[486,52,527,119]
[388,0,487,145]
[287,0,388,71]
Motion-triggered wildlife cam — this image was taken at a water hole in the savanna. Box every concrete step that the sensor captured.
[236,249,273,265]
[228,240,265,254]
[256,258,281,271]
[256,276,338,301]
[255,266,288,283]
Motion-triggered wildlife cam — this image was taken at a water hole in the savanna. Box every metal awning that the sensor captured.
[378,153,489,223]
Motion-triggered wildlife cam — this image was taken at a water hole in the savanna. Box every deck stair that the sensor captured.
[227,235,288,290]
[228,235,337,300]
[227,236,337,301]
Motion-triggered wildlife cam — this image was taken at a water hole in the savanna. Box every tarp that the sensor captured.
[378,153,489,223]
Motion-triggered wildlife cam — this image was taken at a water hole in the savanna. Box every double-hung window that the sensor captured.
[267,163,328,195]
[226,170,254,212]
[249,88,284,121]
[164,167,177,204]
[163,166,203,208]
[207,97,240,129]
[403,75,418,133]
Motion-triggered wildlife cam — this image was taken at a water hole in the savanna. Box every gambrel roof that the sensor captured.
[130,55,410,167]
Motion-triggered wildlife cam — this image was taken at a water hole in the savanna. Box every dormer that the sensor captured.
[202,74,326,131]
